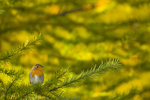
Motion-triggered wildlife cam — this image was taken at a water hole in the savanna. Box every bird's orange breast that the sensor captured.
[31,68,43,77]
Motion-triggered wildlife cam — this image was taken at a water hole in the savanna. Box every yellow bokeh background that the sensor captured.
[0,0,150,99]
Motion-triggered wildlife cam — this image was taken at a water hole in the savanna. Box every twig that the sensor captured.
[58,4,96,16]
[49,58,122,92]
[0,34,41,61]
[5,77,19,100]
[16,92,31,100]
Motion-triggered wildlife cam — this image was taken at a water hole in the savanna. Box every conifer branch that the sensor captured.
[38,93,54,100]
[0,67,19,76]
[15,85,32,100]
[16,92,31,100]
[4,74,21,100]
[56,70,67,80]
[54,69,68,80]
[49,58,122,92]
[0,34,41,62]
[43,69,69,89]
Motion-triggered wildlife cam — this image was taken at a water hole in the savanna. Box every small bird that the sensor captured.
[29,64,44,84]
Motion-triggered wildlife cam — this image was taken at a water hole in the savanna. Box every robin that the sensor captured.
[29,64,44,84]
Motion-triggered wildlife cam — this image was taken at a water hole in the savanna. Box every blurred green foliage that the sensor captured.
[0,0,150,99]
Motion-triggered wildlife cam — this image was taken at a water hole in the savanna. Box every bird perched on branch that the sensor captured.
[29,64,44,84]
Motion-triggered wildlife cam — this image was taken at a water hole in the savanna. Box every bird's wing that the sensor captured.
[29,72,32,84]
[41,74,44,83]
